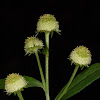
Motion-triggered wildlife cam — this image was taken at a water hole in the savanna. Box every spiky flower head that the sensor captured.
[37,14,60,33]
[5,73,27,95]
[69,46,92,68]
[24,36,44,55]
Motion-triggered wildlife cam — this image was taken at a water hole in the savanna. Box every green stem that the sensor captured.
[57,65,79,100]
[45,32,50,100]
[17,91,24,100]
[35,51,46,90]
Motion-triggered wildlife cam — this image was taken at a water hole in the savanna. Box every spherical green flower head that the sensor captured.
[24,36,44,55]
[37,14,60,32]
[5,73,27,95]
[69,46,92,67]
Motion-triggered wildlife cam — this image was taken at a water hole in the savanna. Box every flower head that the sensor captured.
[5,73,27,95]
[37,14,60,32]
[24,36,44,55]
[69,46,92,67]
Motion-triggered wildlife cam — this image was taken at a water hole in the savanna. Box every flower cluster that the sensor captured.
[4,14,93,100]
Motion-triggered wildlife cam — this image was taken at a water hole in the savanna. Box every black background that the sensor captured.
[0,0,100,100]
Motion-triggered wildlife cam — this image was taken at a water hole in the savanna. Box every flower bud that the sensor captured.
[5,73,27,95]
[24,36,44,55]
[69,46,92,67]
[37,14,60,32]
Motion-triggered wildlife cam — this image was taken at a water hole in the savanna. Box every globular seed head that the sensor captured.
[69,46,92,68]
[5,73,27,95]
[37,14,60,32]
[24,36,44,55]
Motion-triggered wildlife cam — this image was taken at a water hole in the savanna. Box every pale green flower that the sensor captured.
[5,73,27,95]
[37,14,60,32]
[69,46,92,67]
[24,36,44,55]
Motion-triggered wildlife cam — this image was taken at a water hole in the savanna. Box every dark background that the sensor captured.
[0,0,100,100]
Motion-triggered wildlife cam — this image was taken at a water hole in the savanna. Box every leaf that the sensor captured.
[0,76,44,90]
[50,31,54,38]
[0,78,5,89]
[55,63,100,100]
[42,47,48,55]
[23,76,44,89]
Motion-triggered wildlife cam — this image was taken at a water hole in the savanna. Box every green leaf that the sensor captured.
[0,76,44,90]
[42,47,48,55]
[23,76,44,89]
[55,63,100,100]
[0,78,5,89]
[50,31,54,38]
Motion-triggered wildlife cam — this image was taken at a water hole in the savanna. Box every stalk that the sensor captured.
[57,65,79,100]
[45,32,50,100]
[17,91,24,100]
[35,51,46,90]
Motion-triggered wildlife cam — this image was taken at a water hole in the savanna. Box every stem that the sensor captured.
[45,32,50,100]
[17,91,24,100]
[57,65,79,100]
[35,51,46,90]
